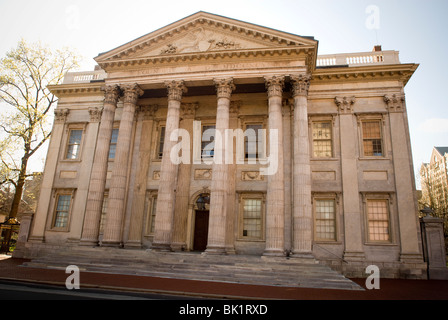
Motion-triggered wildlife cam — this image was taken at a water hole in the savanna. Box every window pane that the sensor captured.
[243,199,262,238]
[66,130,83,159]
[202,125,215,158]
[108,129,119,159]
[362,121,382,156]
[245,124,263,159]
[312,122,332,157]
[367,200,390,241]
[315,200,336,240]
[54,195,71,228]
[158,127,165,159]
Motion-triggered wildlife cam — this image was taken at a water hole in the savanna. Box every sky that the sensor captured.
[0,0,447,187]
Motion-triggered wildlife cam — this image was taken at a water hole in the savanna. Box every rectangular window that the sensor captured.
[312,122,332,158]
[158,127,165,159]
[367,200,390,242]
[314,199,336,241]
[66,130,83,159]
[108,129,119,159]
[362,121,383,156]
[242,199,263,239]
[201,125,215,159]
[245,124,263,159]
[54,195,71,228]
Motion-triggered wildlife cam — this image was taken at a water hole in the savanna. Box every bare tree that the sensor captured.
[0,39,81,221]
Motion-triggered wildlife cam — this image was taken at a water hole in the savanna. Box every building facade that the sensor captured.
[15,12,426,278]
[420,147,448,239]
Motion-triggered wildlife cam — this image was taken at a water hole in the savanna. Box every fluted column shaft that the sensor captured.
[80,85,121,246]
[152,81,187,251]
[206,78,235,254]
[290,74,314,258]
[102,84,143,247]
[263,76,285,256]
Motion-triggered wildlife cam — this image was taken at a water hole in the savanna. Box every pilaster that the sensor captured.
[335,96,365,262]
[125,105,158,248]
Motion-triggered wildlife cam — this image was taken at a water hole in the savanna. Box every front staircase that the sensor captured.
[21,246,362,291]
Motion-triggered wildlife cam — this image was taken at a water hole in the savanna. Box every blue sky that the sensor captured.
[1,0,447,186]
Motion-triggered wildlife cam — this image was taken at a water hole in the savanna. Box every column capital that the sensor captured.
[214,78,235,99]
[54,108,70,124]
[384,94,405,113]
[165,80,187,102]
[138,104,159,120]
[102,85,121,105]
[88,107,102,122]
[290,73,311,97]
[265,75,285,98]
[335,96,356,114]
[122,84,144,105]
[181,103,199,119]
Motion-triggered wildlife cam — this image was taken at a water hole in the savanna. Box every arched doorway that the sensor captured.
[193,193,210,251]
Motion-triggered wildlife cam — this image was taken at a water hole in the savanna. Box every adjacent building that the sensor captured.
[15,12,427,278]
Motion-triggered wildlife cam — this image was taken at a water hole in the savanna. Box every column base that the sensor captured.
[290,251,315,260]
[263,249,285,257]
[124,240,143,249]
[79,239,99,247]
[205,245,227,255]
[151,242,172,252]
[101,241,122,248]
[170,242,187,252]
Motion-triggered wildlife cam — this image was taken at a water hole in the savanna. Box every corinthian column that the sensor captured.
[206,78,235,254]
[263,76,285,256]
[290,74,314,258]
[102,84,144,247]
[80,85,121,246]
[152,80,187,251]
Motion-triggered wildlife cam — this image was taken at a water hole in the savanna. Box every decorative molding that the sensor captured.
[229,100,241,115]
[384,94,405,113]
[214,78,235,99]
[265,75,285,98]
[335,96,356,114]
[88,107,102,122]
[102,85,121,105]
[139,104,159,120]
[153,171,160,180]
[181,103,199,119]
[54,108,70,124]
[290,73,311,97]
[166,80,187,102]
[195,169,212,180]
[241,171,264,181]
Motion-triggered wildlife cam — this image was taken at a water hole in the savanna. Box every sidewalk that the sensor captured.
[1,254,447,300]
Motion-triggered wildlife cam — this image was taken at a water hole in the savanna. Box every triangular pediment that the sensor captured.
[95,12,317,68]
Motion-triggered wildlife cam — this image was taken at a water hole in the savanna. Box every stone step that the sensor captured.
[21,247,363,291]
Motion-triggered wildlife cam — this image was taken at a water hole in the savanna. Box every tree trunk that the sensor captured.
[9,154,29,219]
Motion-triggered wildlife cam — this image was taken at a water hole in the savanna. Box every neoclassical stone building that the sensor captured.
[15,12,427,278]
